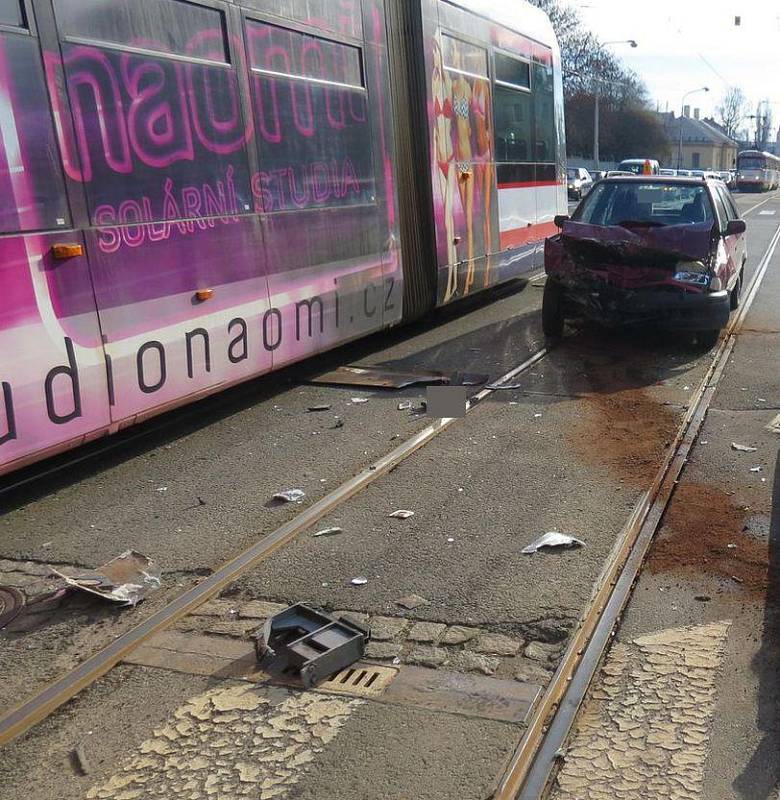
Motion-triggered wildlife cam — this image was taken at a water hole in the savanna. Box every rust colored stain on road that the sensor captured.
[569,388,679,488]
[647,482,768,599]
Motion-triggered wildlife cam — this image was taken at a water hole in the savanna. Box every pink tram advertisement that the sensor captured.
[0,0,565,475]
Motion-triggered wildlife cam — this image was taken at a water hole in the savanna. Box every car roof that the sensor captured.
[599,175,713,187]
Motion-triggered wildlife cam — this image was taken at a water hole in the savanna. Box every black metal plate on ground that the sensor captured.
[309,365,488,389]
[0,586,25,630]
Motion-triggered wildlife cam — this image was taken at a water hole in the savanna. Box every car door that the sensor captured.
[710,186,741,292]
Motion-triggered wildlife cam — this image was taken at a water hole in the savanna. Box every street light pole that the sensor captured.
[677,86,709,170]
[592,39,637,170]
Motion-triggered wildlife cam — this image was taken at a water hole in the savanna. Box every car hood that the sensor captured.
[558,220,714,264]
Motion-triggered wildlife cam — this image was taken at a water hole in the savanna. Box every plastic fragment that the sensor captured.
[727,543,737,549]
[273,489,306,503]
[731,443,757,452]
[750,467,762,473]
[313,527,343,538]
[351,577,368,586]
[522,531,586,554]
[389,510,415,519]
[307,404,331,412]
[351,397,369,404]
[397,401,413,411]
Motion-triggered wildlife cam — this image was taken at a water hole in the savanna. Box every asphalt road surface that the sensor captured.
[1,190,778,800]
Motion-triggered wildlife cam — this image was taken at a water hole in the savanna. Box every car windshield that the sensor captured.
[567,169,577,179]
[573,181,714,227]
[738,156,766,169]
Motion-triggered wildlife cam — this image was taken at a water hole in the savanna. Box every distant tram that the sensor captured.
[736,150,780,192]
[0,0,566,476]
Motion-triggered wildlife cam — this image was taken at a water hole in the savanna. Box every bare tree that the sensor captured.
[715,87,749,138]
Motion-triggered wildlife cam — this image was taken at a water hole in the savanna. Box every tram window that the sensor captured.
[495,52,530,90]
[532,61,555,162]
[0,0,26,28]
[247,20,363,88]
[493,84,532,162]
[442,34,488,78]
[53,0,229,63]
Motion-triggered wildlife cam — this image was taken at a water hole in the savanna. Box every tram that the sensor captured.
[0,0,566,475]
[736,150,780,192]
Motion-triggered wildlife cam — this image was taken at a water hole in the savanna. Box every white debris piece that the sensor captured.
[522,531,586,555]
[313,527,343,538]
[389,510,415,519]
[351,397,369,404]
[750,467,763,473]
[397,401,413,411]
[351,577,368,586]
[272,489,306,503]
[731,443,758,453]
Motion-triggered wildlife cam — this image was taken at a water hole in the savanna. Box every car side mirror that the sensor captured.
[725,219,746,236]
[554,214,570,228]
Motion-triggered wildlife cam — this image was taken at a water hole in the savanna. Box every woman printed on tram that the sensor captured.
[471,76,493,287]
[450,45,476,294]
[432,43,458,301]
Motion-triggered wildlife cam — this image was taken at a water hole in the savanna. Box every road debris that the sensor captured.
[389,509,415,519]
[397,401,413,411]
[49,550,161,606]
[272,489,306,503]
[749,467,762,473]
[310,364,449,389]
[252,603,368,688]
[307,404,331,412]
[731,443,758,452]
[396,594,430,610]
[694,595,711,602]
[351,577,369,586]
[727,543,738,549]
[522,532,586,554]
[70,743,92,776]
[767,413,780,434]
[351,397,369,404]
[0,585,26,629]
[332,417,344,429]
[313,527,343,538]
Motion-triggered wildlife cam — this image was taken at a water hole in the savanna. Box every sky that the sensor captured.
[570,0,780,139]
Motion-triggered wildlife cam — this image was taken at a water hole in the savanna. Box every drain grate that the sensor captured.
[318,664,398,697]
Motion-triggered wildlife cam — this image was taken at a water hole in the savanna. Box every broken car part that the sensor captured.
[48,551,161,607]
[252,603,369,688]
[272,489,306,503]
[522,532,586,555]
[309,364,486,390]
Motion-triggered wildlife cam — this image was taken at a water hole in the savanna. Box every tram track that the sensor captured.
[495,218,780,799]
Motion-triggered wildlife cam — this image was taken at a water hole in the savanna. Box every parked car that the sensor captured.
[690,170,705,178]
[659,168,677,176]
[567,167,594,200]
[543,175,747,347]
[719,171,735,188]
[676,169,693,177]
[618,158,661,175]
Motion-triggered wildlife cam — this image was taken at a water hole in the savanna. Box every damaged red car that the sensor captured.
[543,176,747,347]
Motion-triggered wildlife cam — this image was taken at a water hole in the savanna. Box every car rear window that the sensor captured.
[573,182,715,227]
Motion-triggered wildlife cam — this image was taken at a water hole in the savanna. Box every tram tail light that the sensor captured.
[51,243,84,259]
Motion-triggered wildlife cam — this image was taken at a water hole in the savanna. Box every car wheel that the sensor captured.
[542,279,566,338]
[695,329,721,349]
[729,271,742,311]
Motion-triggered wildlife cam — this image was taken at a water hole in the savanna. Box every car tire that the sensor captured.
[542,279,566,338]
[695,329,721,349]
[729,271,742,311]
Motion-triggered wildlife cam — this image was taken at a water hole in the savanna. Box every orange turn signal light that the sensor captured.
[195,288,214,302]
[52,243,84,259]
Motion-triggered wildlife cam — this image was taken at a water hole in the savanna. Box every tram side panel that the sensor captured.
[0,17,112,475]
[417,0,567,305]
[49,0,398,422]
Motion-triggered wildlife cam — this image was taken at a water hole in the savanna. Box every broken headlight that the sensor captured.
[673,260,710,287]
